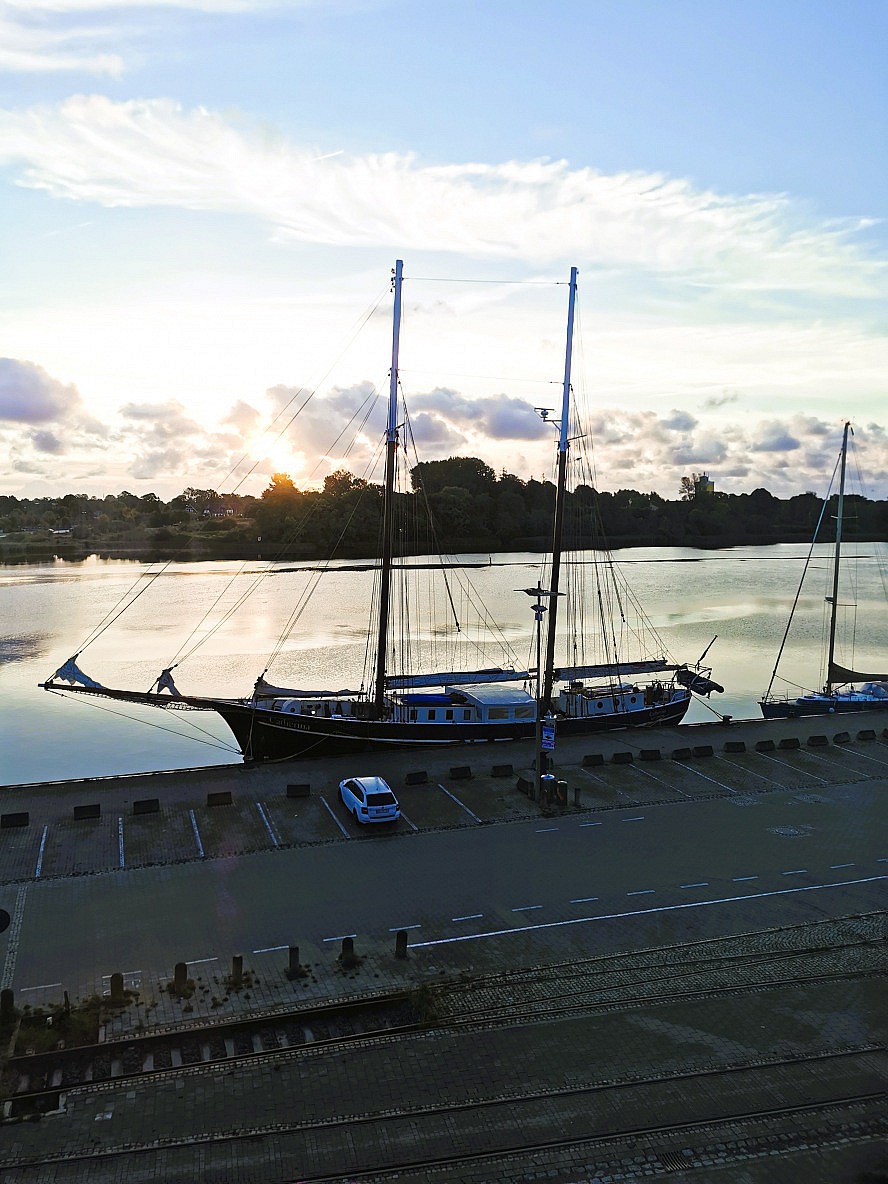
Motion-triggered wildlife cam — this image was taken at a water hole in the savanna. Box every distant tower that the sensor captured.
[695,472,715,495]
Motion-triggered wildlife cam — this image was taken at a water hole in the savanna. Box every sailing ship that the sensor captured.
[760,422,888,719]
[43,261,722,760]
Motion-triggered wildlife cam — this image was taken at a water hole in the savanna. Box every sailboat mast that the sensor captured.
[373,259,403,716]
[541,265,578,711]
[825,420,850,694]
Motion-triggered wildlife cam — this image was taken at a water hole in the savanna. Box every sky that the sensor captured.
[0,0,886,502]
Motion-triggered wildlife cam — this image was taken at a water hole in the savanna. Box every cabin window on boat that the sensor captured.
[463,710,471,721]
[445,709,453,720]
[488,707,509,720]
[428,709,436,720]
[409,709,417,721]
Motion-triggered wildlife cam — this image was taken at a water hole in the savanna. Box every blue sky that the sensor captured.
[0,0,886,500]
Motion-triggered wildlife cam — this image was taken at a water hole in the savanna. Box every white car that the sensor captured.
[338,776,400,824]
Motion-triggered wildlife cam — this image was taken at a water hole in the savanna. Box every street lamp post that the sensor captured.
[521,584,557,802]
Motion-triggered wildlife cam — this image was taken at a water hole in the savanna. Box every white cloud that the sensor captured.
[0,96,884,297]
[0,358,81,423]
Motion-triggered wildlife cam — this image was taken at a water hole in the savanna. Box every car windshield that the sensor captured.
[366,792,397,806]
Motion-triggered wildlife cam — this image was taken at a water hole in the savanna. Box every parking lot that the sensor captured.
[2,717,887,885]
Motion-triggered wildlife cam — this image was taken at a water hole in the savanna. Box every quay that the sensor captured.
[1,710,886,1183]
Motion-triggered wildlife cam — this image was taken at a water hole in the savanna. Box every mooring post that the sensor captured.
[395,930,408,959]
[288,946,300,978]
[0,988,14,1023]
[109,972,124,1005]
[173,961,188,995]
[231,954,244,988]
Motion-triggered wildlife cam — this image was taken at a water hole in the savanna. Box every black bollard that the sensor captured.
[231,954,244,989]
[0,988,14,1023]
[340,936,358,969]
[63,990,71,1015]
[109,972,125,1005]
[395,930,409,959]
[173,961,188,995]
[288,946,300,977]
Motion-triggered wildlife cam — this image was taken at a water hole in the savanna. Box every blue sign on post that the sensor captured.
[541,724,556,751]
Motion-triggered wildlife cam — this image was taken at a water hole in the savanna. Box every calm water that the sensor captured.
[2,544,887,786]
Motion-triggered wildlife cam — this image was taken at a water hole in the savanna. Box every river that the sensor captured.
[2,544,887,786]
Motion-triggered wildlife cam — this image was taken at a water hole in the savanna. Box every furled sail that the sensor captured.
[253,677,361,699]
[829,661,888,684]
[53,657,103,689]
[550,660,677,681]
[386,668,529,690]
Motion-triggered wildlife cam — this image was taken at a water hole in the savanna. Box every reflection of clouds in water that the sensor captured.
[0,634,49,663]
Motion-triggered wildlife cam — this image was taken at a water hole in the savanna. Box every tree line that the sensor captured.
[2,456,886,560]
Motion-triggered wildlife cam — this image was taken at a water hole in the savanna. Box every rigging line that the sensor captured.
[74,561,178,658]
[169,390,381,669]
[763,452,841,699]
[43,688,240,754]
[215,286,390,497]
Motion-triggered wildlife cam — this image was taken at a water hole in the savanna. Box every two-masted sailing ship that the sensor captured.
[43,261,723,760]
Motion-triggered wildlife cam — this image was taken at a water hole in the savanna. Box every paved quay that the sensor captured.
[0,709,886,1181]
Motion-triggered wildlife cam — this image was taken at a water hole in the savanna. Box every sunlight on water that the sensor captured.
[2,543,886,784]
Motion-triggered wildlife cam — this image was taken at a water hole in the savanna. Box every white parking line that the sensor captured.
[680,882,709,889]
[253,944,288,954]
[630,765,690,798]
[399,810,419,832]
[436,783,483,824]
[388,924,421,932]
[782,868,808,875]
[323,933,357,943]
[511,904,542,912]
[34,824,48,879]
[627,889,655,896]
[256,801,280,848]
[536,827,559,833]
[117,817,125,869]
[830,863,854,869]
[320,794,350,838]
[570,896,598,904]
[409,875,887,950]
[733,875,758,882]
[188,809,205,859]
[19,982,62,993]
[755,750,829,784]
[579,820,602,827]
[718,754,788,789]
[622,816,645,822]
[186,957,217,966]
[452,913,483,922]
[671,761,738,793]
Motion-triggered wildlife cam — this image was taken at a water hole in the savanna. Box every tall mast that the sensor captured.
[373,259,403,716]
[825,420,850,694]
[541,265,578,711]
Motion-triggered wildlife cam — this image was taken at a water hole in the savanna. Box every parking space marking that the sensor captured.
[717,754,788,789]
[323,933,357,943]
[680,882,709,889]
[436,783,483,824]
[118,817,125,869]
[536,827,559,833]
[19,982,62,993]
[253,944,288,954]
[570,896,598,904]
[256,801,280,848]
[622,816,645,822]
[399,811,419,832]
[579,821,602,827]
[388,924,421,932]
[320,794,350,838]
[732,875,758,882]
[782,868,808,875]
[671,761,738,793]
[188,809,205,859]
[186,957,218,966]
[409,875,887,950]
[511,904,542,912]
[631,765,690,797]
[34,824,48,879]
[452,913,483,922]
[627,889,655,896]
[755,750,830,784]
[830,863,854,869]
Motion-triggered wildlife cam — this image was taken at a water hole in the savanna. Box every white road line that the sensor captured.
[399,811,419,832]
[782,868,808,875]
[579,821,602,827]
[322,933,357,943]
[622,816,645,822]
[830,863,854,869]
[511,905,542,912]
[252,944,288,954]
[733,875,758,882]
[436,783,483,824]
[452,913,483,922]
[570,896,599,904]
[101,970,141,979]
[320,794,350,838]
[680,882,709,889]
[627,889,655,896]
[388,924,421,932]
[1,885,30,991]
[188,809,205,859]
[536,827,559,833]
[877,857,888,863]
[185,957,217,965]
[19,982,62,993]
[34,824,48,879]
[256,801,280,848]
[117,816,125,869]
[409,875,887,950]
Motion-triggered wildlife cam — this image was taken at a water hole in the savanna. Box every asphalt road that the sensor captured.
[5,778,885,994]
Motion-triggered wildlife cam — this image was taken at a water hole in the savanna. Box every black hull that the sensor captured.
[760,698,888,721]
[213,696,691,762]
